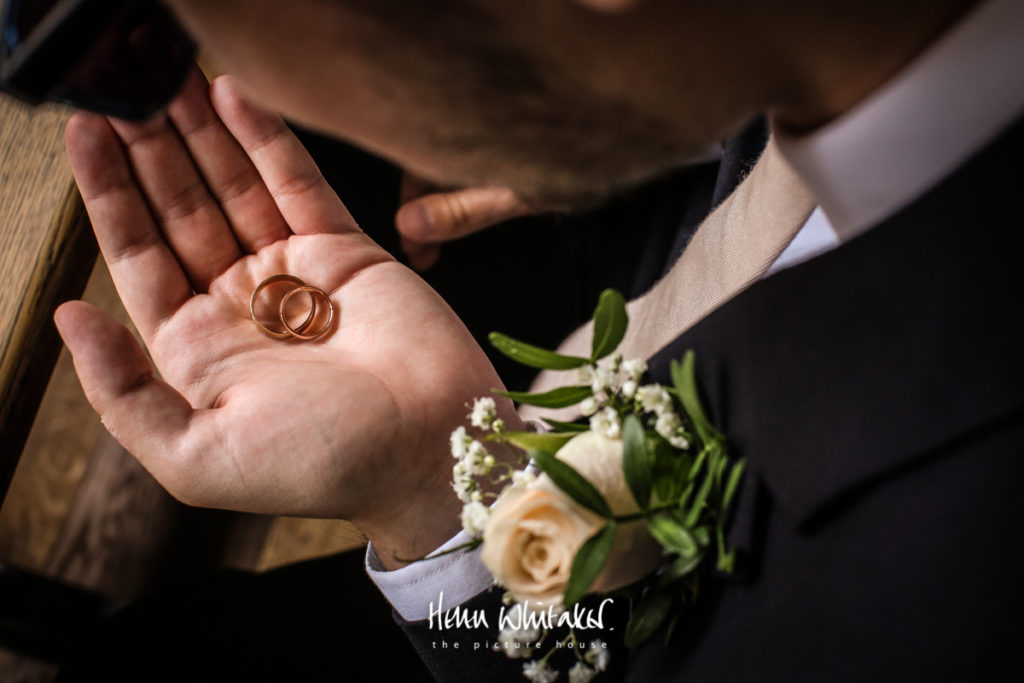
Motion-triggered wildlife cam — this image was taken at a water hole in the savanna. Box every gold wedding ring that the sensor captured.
[280,285,335,340]
[250,274,334,341]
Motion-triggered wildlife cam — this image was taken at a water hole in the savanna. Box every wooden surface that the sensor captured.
[0,94,98,504]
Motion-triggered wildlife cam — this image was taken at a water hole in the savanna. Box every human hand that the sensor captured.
[56,68,521,566]
[395,173,533,271]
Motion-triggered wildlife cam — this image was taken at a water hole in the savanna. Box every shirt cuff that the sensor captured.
[365,530,495,622]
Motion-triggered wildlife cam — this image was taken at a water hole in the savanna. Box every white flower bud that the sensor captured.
[469,397,497,430]
[460,501,491,535]
[669,435,690,449]
[510,470,537,489]
[523,660,558,683]
[590,367,615,394]
[466,441,490,475]
[575,364,596,385]
[580,396,599,416]
[586,641,610,672]
[589,407,621,439]
[569,662,597,683]
[450,426,469,459]
[451,475,473,503]
[655,410,682,440]
[622,358,648,381]
[637,384,672,414]
[621,379,638,398]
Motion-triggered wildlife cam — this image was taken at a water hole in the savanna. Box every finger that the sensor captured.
[107,108,243,291]
[400,235,442,271]
[167,67,290,253]
[395,186,532,244]
[66,112,192,341]
[209,75,359,236]
[54,301,197,489]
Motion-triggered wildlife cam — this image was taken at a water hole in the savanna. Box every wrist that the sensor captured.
[359,394,525,570]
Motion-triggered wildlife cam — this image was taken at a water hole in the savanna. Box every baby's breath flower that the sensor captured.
[654,410,682,439]
[569,662,596,683]
[450,426,470,459]
[655,410,690,450]
[471,490,483,502]
[622,358,647,381]
[585,641,610,672]
[470,397,498,430]
[575,364,596,386]
[669,434,690,449]
[580,396,599,417]
[523,660,558,683]
[511,470,537,489]
[621,379,638,398]
[452,474,473,503]
[637,384,672,414]
[466,440,491,475]
[589,407,621,439]
[492,418,506,433]
[460,501,490,535]
[590,367,615,394]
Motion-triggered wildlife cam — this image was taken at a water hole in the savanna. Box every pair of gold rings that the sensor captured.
[249,274,334,341]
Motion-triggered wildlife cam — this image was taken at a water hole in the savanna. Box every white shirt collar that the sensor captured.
[775,0,1024,241]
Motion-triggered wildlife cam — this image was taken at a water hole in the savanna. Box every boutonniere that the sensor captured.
[434,289,744,682]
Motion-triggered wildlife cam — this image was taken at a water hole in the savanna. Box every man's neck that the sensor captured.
[771,0,982,133]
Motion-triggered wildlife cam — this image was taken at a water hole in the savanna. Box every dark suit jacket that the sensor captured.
[397,114,1024,681]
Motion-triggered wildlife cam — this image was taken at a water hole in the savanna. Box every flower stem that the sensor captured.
[612,503,678,523]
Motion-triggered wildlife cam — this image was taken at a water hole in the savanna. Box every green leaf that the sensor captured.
[491,431,576,454]
[670,351,722,444]
[530,450,612,518]
[622,414,651,510]
[656,553,704,588]
[495,386,593,409]
[590,289,628,361]
[687,444,710,481]
[647,513,699,558]
[489,332,590,370]
[625,589,674,648]
[684,464,716,528]
[721,460,746,518]
[541,418,589,433]
[563,522,617,607]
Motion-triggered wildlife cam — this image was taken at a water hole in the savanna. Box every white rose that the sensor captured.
[481,432,663,607]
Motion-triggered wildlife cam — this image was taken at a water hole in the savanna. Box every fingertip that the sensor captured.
[209,74,284,143]
[396,201,434,241]
[53,301,120,354]
[65,111,113,152]
[209,74,259,120]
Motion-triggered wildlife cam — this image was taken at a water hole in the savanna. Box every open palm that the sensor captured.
[58,69,514,561]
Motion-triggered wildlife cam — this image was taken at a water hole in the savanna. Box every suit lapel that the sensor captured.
[648,114,1024,531]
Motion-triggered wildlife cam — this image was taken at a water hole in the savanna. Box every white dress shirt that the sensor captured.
[367,0,1024,621]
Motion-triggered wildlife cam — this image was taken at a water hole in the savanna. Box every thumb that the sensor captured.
[395,186,532,244]
[54,301,204,500]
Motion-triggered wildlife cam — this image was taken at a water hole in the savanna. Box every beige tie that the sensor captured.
[520,137,815,423]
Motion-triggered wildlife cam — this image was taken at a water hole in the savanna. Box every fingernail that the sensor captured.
[396,202,434,240]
